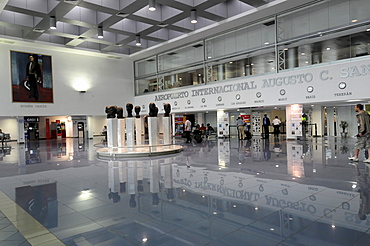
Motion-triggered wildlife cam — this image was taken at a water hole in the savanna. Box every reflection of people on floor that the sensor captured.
[273,138,282,157]
[351,163,370,220]
[25,54,42,101]
[263,139,271,160]
[262,114,270,139]
[238,140,245,164]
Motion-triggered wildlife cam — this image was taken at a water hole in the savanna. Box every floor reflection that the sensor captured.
[0,136,369,245]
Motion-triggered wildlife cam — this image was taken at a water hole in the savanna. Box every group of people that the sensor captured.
[237,114,282,140]
[184,120,214,143]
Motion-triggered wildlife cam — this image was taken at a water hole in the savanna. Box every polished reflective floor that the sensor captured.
[0,135,369,246]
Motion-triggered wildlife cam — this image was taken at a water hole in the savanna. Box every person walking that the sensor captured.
[184,119,192,143]
[262,114,270,139]
[237,117,245,140]
[349,104,370,163]
[272,116,281,137]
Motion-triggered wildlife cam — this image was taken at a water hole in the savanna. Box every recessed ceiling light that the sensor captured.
[284,48,288,50]
[351,19,358,23]
[367,28,370,32]
[301,52,305,55]
[264,42,269,45]
[326,47,331,50]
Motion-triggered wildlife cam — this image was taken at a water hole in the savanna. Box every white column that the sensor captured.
[106,118,118,148]
[311,106,324,137]
[148,117,158,150]
[117,118,126,147]
[87,116,93,139]
[218,64,224,81]
[163,117,171,145]
[135,118,142,146]
[17,117,25,144]
[126,118,135,147]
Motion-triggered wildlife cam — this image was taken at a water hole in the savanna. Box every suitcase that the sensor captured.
[245,130,252,140]
[194,134,203,143]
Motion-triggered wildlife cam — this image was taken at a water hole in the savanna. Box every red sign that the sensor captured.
[240,115,250,123]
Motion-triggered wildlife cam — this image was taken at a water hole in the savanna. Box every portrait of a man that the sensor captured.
[11,51,53,103]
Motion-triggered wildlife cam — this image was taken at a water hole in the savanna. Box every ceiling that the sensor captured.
[0,0,275,56]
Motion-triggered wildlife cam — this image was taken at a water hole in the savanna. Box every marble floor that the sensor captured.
[0,135,369,246]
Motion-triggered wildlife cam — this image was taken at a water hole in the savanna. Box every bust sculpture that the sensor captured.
[105,105,117,118]
[164,103,171,117]
[149,103,158,117]
[134,106,141,118]
[126,103,133,117]
[117,107,124,119]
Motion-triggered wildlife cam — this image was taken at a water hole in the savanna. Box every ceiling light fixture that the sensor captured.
[136,35,141,46]
[50,16,57,29]
[190,9,197,24]
[149,0,156,11]
[97,27,103,39]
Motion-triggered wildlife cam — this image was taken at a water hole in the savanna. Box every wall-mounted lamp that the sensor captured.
[50,16,57,29]
[148,0,156,11]
[135,35,141,46]
[97,27,103,39]
[190,9,197,24]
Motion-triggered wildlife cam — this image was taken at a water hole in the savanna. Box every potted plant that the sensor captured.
[339,120,348,138]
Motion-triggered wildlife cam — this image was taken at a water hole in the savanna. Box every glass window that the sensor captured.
[135,56,156,77]
[158,42,204,72]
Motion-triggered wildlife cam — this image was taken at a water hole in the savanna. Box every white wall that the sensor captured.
[0,117,18,140]
[0,41,134,117]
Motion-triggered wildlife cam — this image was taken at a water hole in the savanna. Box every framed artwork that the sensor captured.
[11,51,53,103]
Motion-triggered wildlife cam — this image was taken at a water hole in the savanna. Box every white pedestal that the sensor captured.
[126,118,135,147]
[117,118,126,147]
[135,118,142,146]
[163,117,171,145]
[148,117,158,150]
[107,118,118,148]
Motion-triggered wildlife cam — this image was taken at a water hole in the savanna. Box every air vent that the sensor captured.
[192,43,203,48]
[116,12,129,18]
[115,43,123,46]
[33,28,45,33]
[167,52,177,55]
[157,23,168,28]
[263,20,275,26]
[78,37,86,40]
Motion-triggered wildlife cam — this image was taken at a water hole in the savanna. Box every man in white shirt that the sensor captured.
[184,119,192,143]
[272,116,281,137]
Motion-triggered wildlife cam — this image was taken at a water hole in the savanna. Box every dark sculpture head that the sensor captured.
[149,103,158,117]
[105,105,117,118]
[164,103,171,117]
[126,103,134,117]
[134,106,141,118]
[117,107,124,119]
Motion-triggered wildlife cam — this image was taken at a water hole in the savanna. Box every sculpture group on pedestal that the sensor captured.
[104,102,172,149]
